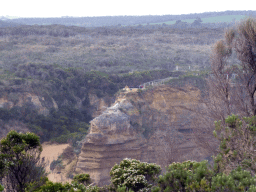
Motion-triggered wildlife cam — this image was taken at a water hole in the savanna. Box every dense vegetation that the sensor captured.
[0,17,216,145]
[1,13,256,192]
[2,124,256,191]
[0,61,180,144]
[0,24,224,74]
[0,131,46,192]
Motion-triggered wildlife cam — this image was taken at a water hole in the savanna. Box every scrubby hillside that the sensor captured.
[0,62,182,144]
[0,24,223,74]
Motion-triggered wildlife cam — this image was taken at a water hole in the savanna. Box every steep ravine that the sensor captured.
[0,83,114,139]
[76,85,219,186]
[0,83,219,186]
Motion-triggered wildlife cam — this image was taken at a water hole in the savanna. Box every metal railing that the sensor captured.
[137,72,239,90]
[138,76,178,89]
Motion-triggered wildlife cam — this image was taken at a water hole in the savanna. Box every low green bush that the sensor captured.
[157,160,213,192]
[212,115,256,176]
[26,174,102,192]
[73,173,91,186]
[50,156,64,171]
[110,158,161,192]
[211,166,256,192]
[157,160,256,192]
[25,157,256,192]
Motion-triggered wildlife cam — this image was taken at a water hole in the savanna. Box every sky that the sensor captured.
[1,0,255,18]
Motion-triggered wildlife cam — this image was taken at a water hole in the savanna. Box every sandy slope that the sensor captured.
[41,143,71,183]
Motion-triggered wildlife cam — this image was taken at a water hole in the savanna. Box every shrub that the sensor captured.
[0,185,3,192]
[0,131,47,192]
[156,160,256,192]
[27,174,100,192]
[73,173,91,186]
[110,158,161,192]
[28,180,85,192]
[50,156,63,171]
[212,115,256,176]
[157,160,213,192]
[211,166,256,192]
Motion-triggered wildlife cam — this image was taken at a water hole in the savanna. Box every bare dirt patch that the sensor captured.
[41,143,72,183]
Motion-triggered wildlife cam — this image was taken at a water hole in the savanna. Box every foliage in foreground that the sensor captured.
[25,159,256,192]
[0,130,47,192]
[110,158,162,192]
[3,107,256,191]
[3,115,256,192]
[155,160,256,192]
[212,114,256,176]
[26,174,104,192]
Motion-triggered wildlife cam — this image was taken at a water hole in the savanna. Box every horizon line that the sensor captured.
[1,10,256,19]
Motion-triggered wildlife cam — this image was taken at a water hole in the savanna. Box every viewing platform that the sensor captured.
[138,76,178,89]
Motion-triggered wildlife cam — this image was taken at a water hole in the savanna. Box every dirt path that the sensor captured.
[41,143,71,183]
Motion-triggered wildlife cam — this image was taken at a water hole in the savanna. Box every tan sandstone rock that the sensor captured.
[76,85,219,186]
[88,93,115,118]
[76,100,148,186]
[0,86,58,115]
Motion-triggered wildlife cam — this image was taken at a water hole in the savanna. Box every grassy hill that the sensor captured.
[146,15,248,25]
[6,10,256,27]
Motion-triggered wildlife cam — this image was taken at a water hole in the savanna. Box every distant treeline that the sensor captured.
[0,20,20,27]
[0,22,228,38]
[2,10,256,28]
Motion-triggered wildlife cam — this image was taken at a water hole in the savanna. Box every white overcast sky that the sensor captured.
[1,0,255,18]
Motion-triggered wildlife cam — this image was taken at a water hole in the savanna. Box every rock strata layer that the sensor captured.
[76,85,219,186]
[0,85,58,115]
[76,106,148,186]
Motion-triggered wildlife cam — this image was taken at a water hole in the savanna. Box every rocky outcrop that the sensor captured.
[77,85,219,186]
[88,93,115,118]
[0,85,58,115]
[0,85,114,118]
[76,102,148,186]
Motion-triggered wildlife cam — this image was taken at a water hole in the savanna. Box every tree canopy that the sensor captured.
[0,130,46,192]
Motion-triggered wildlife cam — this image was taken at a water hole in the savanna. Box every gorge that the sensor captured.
[76,84,219,186]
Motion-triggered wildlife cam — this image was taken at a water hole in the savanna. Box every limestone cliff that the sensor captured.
[76,85,219,186]
[0,85,113,118]
[0,84,113,140]
[0,85,58,115]
[88,93,115,118]
[76,102,148,186]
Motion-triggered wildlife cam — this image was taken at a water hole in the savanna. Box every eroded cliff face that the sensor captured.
[0,85,113,118]
[0,85,58,115]
[0,84,113,140]
[88,93,115,118]
[76,102,148,186]
[76,85,219,186]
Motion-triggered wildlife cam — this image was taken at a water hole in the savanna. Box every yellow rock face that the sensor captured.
[88,93,113,118]
[76,85,218,186]
[0,91,58,115]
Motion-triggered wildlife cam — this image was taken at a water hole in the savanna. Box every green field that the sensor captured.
[2,16,21,19]
[201,15,248,23]
[143,15,248,25]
